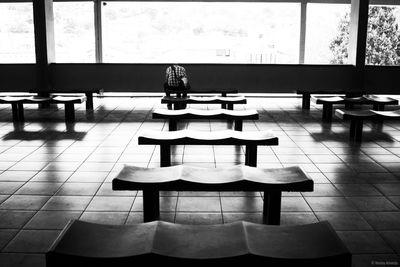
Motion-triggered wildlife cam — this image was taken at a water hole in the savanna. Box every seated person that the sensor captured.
[164,64,190,109]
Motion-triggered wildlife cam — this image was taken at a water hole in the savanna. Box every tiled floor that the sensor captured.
[0,96,400,266]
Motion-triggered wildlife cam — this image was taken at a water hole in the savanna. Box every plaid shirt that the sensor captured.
[165,65,187,87]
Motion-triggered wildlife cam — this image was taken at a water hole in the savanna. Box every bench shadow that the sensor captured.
[312,130,395,143]
[3,127,87,141]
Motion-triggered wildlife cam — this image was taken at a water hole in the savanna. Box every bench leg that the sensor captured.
[302,93,311,110]
[227,103,234,110]
[322,104,333,122]
[220,92,228,109]
[11,103,20,122]
[350,119,364,142]
[234,119,243,131]
[245,145,257,167]
[64,103,75,123]
[169,119,177,131]
[160,145,171,167]
[85,93,94,110]
[17,103,24,122]
[143,190,160,222]
[263,191,282,225]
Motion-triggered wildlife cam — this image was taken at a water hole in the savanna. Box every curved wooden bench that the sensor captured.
[113,164,313,224]
[0,95,86,123]
[46,220,351,267]
[312,95,398,122]
[152,108,259,131]
[138,130,278,167]
[335,108,400,142]
[311,96,346,122]
[161,96,246,110]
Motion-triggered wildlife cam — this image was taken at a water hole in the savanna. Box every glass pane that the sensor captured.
[102,1,300,64]
[366,5,400,66]
[305,3,351,64]
[0,2,35,63]
[54,1,95,63]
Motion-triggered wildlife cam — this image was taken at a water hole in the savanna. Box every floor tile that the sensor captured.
[24,210,81,230]
[86,196,134,212]
[315,212,372,230]
[361,212,400,230]
[302,183,343,197]
[0,211,36,229]
[56,183,101,196]
[178,197,221,212]
[30,171,72,182]
[281,197,311,212]
[336,231,393,254]
[67,172,108,183]
[0,229,18,250]
[379,231,400,254]
[0,196,50,210]
[41,196,92,211]
[305,197,357,211]
[347,197,398,211]
[335,184,382,196]
[280,212,318,226]
[223,212,263,224]
[3,230,60,253]
[0,182,24,194]
[175,212,223,224]
[15,182,63,195]
[375,184,400,196]
[0,171,38,182]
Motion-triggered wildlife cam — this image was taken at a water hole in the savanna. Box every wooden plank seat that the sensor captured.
[312,95,398,122]
[187,88,238,96]
[161,95,246,110]
[113,164,313,224]
[46,220,351,267]
[188,89,238,108]
[152,108,259,131]
[138,130,278,167]
[0,95,86,123]
[335,108,400,142]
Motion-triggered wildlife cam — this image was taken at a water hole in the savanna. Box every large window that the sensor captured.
[366,5,400,66]
[53,1,95,63]
[101,1,300,64]
[0,2,35,63]
[305,3,351,64]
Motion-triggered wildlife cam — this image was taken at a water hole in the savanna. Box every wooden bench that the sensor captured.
[113,164,313,224]
[138,130,278,167]
[152,108,259,131]
[335,108,400,142]
[312,95,398,122]
[297,89,348,110]
[0,95,86,123]
[29,89,102,110]
[161,96,246,110]
[46,220,351,267]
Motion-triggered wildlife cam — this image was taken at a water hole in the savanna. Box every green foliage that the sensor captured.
[329,12,350,64]
[330,6,400,65]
